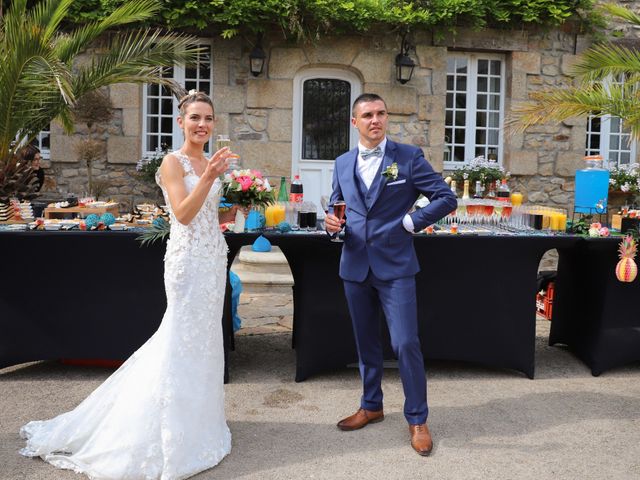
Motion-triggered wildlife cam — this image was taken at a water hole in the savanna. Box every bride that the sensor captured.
[20,91,239,479]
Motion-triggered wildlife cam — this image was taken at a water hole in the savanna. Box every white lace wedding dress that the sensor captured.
[20,151,232,479]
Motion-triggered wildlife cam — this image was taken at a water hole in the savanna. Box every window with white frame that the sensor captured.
[444,53,505,167]
[35,127,50,159]
[142,42,213,156]
[585,75,636,167]
[14,127,50,159]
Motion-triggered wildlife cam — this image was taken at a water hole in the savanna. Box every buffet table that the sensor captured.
[551,237,640,375]
[0,230,235,382]
[0,231,166,369]
[225,233,581,380]
[2,230,636,381]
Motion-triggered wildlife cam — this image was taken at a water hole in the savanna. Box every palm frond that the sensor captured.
[54,0,159,63]
[137,217,170,247]
[71,30,200,95]
[1,0,203,200]
[572,43,640,80]
[31,0,73,43]
[510,3,640,141]
[509,83,640,137]
[601,3,640,27]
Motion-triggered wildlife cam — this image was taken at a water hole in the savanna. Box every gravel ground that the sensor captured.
[2,320,639,480]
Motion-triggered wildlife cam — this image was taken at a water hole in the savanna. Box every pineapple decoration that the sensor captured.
[615,235,638,283]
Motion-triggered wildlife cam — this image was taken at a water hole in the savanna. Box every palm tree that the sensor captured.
[512,3,640,140]
[0,0,200,200]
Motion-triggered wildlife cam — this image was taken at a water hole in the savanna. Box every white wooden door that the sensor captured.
[292,68,362,216]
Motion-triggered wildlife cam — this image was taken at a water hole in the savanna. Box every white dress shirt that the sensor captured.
[357,138,387,189]
[356,138,415,233]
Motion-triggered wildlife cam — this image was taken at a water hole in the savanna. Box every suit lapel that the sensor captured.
[341,149,367,213]
[367,141,396,210]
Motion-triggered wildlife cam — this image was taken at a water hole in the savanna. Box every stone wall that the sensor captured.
[43,19,639,216]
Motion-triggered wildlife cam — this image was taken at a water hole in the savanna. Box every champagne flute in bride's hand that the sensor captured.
[330,200,346,242]
[216,134,239,172]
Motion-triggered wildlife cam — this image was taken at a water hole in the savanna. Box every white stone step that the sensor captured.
[231,246,294,292]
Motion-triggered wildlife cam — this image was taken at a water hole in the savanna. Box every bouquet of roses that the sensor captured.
[221,169,275,207]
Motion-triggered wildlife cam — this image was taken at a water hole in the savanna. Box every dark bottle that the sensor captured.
[289,175,303,203]
[497,179,511,201]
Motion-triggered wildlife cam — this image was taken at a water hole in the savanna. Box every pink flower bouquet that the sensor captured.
[221,169,275,207]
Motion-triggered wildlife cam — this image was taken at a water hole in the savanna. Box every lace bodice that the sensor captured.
[156,151,228,259]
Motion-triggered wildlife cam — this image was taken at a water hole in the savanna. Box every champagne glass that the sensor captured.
[330,200,346,242]
[216,134,239,172]
[216,134,230,151]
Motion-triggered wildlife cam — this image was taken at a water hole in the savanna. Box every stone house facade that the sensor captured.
[37,24,638,215]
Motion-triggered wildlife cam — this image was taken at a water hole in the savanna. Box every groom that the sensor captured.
[325,93,457,456]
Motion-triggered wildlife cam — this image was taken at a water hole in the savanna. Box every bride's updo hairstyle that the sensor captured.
[178,90,215,118]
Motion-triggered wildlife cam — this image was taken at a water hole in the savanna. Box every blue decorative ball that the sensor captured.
[153,217,167,227]
[85,213,99,229]
[99,212,116,226]
[276,221,291,233]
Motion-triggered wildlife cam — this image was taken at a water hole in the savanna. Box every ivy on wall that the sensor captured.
[4,0,601,38]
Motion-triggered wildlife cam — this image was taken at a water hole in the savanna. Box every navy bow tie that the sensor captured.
[360,146,383,160]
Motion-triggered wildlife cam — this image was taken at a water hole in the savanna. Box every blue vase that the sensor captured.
[245,207,265,232]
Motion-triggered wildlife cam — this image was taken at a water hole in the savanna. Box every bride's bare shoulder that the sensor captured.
[160,153,186,178]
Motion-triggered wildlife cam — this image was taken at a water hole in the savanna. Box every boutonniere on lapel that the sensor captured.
[381,162,398,182]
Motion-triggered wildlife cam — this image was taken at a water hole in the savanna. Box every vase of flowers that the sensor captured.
[450,155,506,195]
[221,169,275,232]
[609,163,640,207]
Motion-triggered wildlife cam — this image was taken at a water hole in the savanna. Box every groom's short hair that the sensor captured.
[352,93,387,117]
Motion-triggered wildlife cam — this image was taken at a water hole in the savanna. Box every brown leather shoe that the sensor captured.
[337,408,384,431]
[409,423,433,456]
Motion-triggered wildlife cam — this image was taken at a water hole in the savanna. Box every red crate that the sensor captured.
[536,282,554,320]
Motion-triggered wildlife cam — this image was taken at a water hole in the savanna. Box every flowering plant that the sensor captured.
[221,169,275,207]
[609,163,640,194]
[381,162,398,181]
[136,146,168,184]
[450,155,506,189]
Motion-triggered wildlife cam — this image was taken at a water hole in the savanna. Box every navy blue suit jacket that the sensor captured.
[330,140,457,282]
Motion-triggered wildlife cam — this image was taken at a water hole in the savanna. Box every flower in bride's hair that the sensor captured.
[188,89,198,96]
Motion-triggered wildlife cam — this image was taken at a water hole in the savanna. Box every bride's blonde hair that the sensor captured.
[178,90,215,118]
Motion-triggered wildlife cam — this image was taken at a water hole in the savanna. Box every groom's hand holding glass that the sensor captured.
[325,201,346,242]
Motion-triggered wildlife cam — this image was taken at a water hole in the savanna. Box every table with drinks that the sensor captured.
[2,151,639,380]
[1,224,638,380]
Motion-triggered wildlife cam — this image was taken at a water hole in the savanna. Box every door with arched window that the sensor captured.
[292,69,362,213]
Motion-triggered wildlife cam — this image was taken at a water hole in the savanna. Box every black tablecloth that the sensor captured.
[3,230,634,381]
[0,230,235,382]
[551,237,640,375]
[227,233,580,380]
[0,231,167,368]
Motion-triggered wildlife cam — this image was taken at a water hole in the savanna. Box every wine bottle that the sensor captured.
[462,180,470,200]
